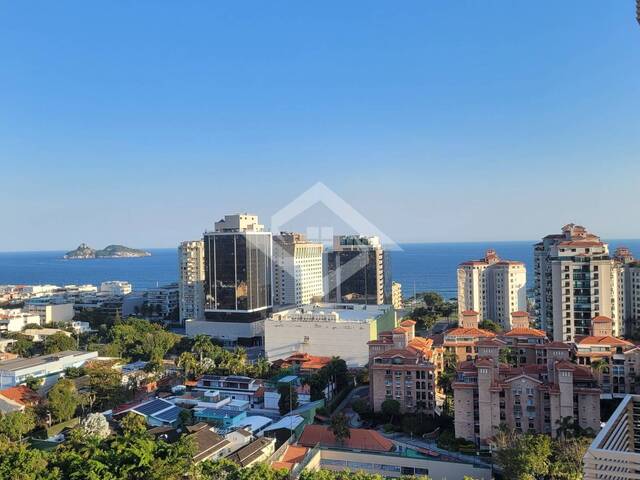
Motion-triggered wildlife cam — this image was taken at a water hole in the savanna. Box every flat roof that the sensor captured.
[0,350,95,372]
[272,303,391,323]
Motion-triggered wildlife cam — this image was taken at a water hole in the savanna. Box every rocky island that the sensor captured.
[64,243,151,259]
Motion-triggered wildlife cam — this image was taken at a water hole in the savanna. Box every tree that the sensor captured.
[381,399,401,423]
[550,436,591,480]
[25,376,43,391]
[0,409,37,441]
[120,412,147,436]
[498,346,517,366]
[495,432,552,480]
[329,412,351,445]
[80,413,110,439]
[278,383,299,415]
[0,436,54,480]
[478,319,502,333]
[7,334,34,357]
[251,357,271,379]
[351,398,371,417]
[176,351,198,379]
[192,334,215,363]
[47,378,80,422]
[43,332,76,354]
[86,365,128,411]
[423,292,444,310]
[555,416,579,440]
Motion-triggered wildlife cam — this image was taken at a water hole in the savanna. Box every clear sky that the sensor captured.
[1,1,639,251]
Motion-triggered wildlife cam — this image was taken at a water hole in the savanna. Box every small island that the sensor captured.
[64,243,151,259]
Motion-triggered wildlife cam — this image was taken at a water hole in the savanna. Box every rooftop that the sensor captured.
[298,425,395,452]
[0,350,96,372]
[271,303,390,323]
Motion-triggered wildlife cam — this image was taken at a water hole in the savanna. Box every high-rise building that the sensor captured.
[614,247,640,336]
[391,281,403,310]
[325,235,390,305]
[187,214,272,346]
[272,232,324,307]
[534,224,621,342]
[457,249,527,329]
[178,240,205,324]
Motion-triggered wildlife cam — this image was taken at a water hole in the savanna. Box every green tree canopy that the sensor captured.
[43,332,76,354]
[47,378,80,422]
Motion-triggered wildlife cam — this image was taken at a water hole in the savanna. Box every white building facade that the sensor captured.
[264,303,397,367]
[100,281,132,296]
[457,249,527,329]
[534,224,621,342]
[273,233,324,307]
[178,240,205,324]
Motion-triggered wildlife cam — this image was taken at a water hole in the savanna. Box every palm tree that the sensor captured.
[590,359,608,376]
[556,416,576,439]
[329,412,351,446]
[252,357,271,379]
[192,334,214,362]
[176,351,198,380]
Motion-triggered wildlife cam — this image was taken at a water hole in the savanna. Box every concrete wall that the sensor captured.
[265,319,374,367]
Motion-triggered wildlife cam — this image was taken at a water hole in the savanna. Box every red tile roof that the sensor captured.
[576,336,633,347]
[445,327,495,338]
[0,386,40,406]
[511,311,529,318]
[592,316,612,323]
[392,327,408,334]
[298,425,394,452]
[503,327,547,338]
[461,310,479,316]
[400,319,416,327]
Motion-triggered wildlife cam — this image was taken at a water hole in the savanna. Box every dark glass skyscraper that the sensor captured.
[204,232,272,314]
[325,235,391,305]
[196,214,272,346]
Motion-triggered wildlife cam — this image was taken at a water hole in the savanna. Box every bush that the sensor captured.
[382,423,395,433]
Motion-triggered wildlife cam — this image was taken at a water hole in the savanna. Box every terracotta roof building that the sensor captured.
[298,425,394,452]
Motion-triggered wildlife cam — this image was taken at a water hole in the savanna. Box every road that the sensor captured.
[331,385,369,427]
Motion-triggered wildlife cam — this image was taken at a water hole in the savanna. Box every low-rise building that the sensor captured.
[23,328,73,342]
[196,375,264,408]
[0,350,98,388]
[100,281,132,296]
[24,302,74,324]
[0,309,41,332]
[227,437,276,468]
[115,398,183,428]
[146,283,179,317]
[291,425,492,479]
[265,303,397,367]
[0,385,40,414]
[573,315,636,397]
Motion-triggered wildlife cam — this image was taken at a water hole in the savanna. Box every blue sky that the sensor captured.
[1,1,639,250]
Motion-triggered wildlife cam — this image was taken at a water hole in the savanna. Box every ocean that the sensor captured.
[1,240,640,299]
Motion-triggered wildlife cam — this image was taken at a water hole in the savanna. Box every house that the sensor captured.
[263,415,305,447]
[227,437,276,467]
[196,375,263,407]
[193,408,247,430]
[224,428,253,455]
[0,385,40,414]
[115,398,183,428]
[187,422,232,463]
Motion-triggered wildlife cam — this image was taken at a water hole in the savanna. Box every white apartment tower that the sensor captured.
[272,232,324,307]
[457,249,527,329]
[178,240,205,324]
[614,247,640,336]
[534,224,620,342]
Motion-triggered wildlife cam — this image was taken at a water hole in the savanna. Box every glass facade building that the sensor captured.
[204,231,272,317]
[325,236,391,305]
